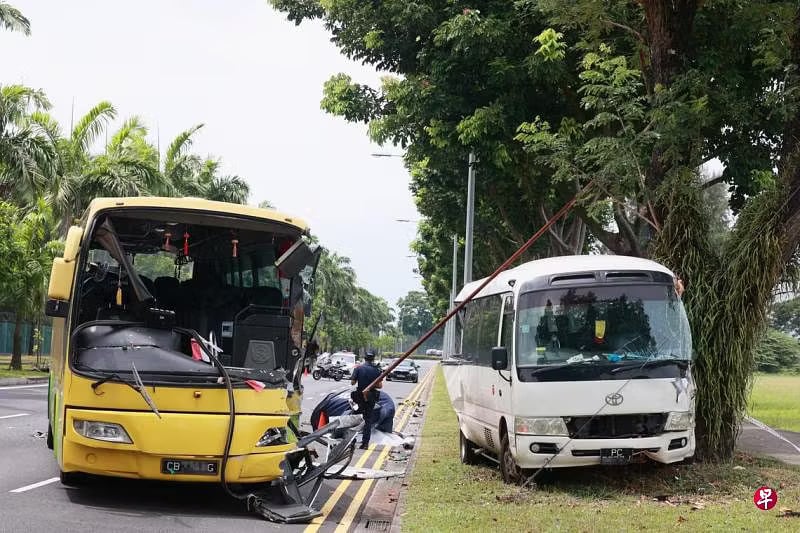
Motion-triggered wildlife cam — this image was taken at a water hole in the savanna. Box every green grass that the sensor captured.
[402,368,800,532]
[0,354,49,379]
[748,373,800,432]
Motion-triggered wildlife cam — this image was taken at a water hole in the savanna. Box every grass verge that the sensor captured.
[402,367,800,532]
[0,354,49,379]
[748,373,800,432]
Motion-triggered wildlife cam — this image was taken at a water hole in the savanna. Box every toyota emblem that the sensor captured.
[605,393,624,406]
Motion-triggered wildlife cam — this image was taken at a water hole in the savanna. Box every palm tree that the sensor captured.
[0,1,29,35]
[46,103,162,233]
[162,125,250,204]
[1,198,60,370]
[0,85,57,206]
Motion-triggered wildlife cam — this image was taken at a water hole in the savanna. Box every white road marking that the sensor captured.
[9,477,59,493]
[0,413,29,420]
[0,384,48,391]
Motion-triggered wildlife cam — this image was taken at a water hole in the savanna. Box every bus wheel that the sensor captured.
[46,424,53,450]
[459,429,479,465]
[60,470,88,486]
[500,433,523,484]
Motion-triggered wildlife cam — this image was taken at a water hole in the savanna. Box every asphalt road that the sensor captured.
[0,361,435,533]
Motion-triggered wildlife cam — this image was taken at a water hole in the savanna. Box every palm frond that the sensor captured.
[0,2,30,35]
[71,101,116,155]
[165,124,204,174]
[107,116,147,156]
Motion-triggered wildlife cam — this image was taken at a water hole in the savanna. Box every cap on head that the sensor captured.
[365,350,376,361]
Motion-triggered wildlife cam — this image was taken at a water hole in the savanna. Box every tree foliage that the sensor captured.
[397,290,434,338]
[310,250,395,353]
[272,0,800,461]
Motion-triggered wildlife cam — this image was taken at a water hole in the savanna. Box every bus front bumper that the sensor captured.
[62,408,295,483]
[513,431,695,468]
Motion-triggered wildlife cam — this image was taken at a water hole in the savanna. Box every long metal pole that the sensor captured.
[463,152,476,284]
[364,180,596,394]
[443,235,458,356]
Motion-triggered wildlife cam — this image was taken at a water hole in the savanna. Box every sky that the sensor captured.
[0,0,422,309]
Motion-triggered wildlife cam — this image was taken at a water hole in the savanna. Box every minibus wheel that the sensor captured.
[499,433,523,484]
[459,429,479,464]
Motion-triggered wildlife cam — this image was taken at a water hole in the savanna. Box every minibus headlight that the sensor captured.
[664,411,694,431]
[256,427,288,447]
[514,417,568,436]
[73,420,133,444]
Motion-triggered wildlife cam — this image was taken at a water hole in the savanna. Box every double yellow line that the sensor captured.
[304,367,436,533]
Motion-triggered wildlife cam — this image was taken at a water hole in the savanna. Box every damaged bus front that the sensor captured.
[45,198,321,490]
[443,255,695,483]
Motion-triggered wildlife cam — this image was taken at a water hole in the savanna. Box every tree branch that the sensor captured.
[541,205,574,254]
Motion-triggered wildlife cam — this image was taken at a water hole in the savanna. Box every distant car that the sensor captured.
[387,360,419,383]
[425,348,443,356]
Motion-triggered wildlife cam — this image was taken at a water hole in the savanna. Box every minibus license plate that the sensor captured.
[161,459,219,475]
[600,448,632,465]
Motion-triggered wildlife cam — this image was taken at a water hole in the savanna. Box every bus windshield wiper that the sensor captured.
[130,362,161,418]
[528,359,600,375]
[610,357,688,373]
[83,363,161,418]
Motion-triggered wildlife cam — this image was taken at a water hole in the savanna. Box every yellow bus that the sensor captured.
[44,197,329,519]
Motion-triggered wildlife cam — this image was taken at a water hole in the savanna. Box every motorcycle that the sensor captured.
[312,360,348,381]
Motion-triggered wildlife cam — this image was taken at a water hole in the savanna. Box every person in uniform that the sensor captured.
[350,350,383,449]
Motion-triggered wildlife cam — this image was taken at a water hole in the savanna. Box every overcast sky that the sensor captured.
[0,0,422,308]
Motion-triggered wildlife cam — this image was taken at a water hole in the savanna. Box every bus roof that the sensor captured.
[455,255,674,302]
[83,197,309,233]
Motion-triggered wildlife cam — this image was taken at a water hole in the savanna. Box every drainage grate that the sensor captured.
[364,519,391,531]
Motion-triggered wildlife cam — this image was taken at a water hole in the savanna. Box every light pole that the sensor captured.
[464,152,477,284]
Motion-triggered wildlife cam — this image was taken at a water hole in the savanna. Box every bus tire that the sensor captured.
[46,424,53,450]
[459,429,479,465]
[499,432,523,484]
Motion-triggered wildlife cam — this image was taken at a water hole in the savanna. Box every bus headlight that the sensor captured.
[73,420,133,443]
[664,411,694,431]
[514,417,568,436]
[256,427,288,447]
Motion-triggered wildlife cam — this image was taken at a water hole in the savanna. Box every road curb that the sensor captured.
[0,376,48,386]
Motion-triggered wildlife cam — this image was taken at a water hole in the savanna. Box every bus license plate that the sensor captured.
[161,459,219,475]
[600,448,632,465]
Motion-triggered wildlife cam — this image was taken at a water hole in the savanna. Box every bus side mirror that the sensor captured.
[491,347,508,370]
[45,225,83,317]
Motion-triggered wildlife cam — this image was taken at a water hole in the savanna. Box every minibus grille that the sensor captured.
[565,414,667,439]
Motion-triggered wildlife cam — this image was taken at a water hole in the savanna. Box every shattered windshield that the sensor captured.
[72,210,316,380]
[516,284,691,367]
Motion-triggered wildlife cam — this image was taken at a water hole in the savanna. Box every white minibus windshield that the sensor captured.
[516,284,691,367]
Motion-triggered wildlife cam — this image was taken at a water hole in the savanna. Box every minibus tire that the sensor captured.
[459,430,479,465]
[499,433,523,484]
[46,424,53,450]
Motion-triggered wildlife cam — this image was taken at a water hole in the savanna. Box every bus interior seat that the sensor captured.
[232,311,290,369]
[154,276,180,309]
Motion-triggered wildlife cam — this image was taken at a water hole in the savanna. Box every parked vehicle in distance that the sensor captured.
[442,255,695,483]
[425,348,443,356]
[311,359,347,381]
[330,351,357,376]
[387,360,419,383]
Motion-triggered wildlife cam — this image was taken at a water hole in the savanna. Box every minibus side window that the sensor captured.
[500,294,513,352]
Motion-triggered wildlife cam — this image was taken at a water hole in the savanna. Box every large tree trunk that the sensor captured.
[9,315,23,371]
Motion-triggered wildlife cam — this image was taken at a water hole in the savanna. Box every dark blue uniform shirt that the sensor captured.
[352,363,382,392]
